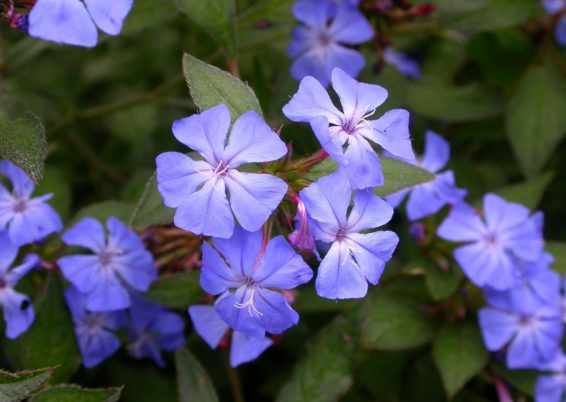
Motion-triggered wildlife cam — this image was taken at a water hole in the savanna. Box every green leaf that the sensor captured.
[494,364,536,397]
[360,294,434,350]
[0,113,46,183]
[375,158,435,197]
[4,275,81,383]
[444,0,541,32]
[145,272,201,309]
[0,368,53,402]
[506,63,566,176]
[182,53,263,121]
[407,83,504,122]
[276,313,359,402]
[129,173,174,228]
[72,201,135,226]
[432,322,489,398]
[422,261,463,301]
[490,172,554,210]
[546,241,566,275]
[175,348,219,402]
[122,0,178,35]
[29,385,122,402]
[176,0,237,56]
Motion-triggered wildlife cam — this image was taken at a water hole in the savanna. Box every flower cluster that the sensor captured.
[156,67,409,364]
[543,0,566,46]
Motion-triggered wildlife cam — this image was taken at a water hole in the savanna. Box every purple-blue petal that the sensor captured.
[188,305,229,349]
[230,331,272,367]
[83,0,133,35]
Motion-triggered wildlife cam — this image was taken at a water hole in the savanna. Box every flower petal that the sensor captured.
[342,135,383,189]
[330,67,387,122]
[535,375,565,402]
[478,307,518,351]
[171,104,230,165]
[253,236,313,289]
[366,109,415,160]
[309,117,347,165]
[7,202,63,246]
[454,243,516,290]
[316,241,368,299]
[230,331,272,367]
[215,288,265,338]
[62,217,106,253]
[188,305,229,349]
[437,203,487,242]
[421,130,450,173]
[254,288,299,334]
[58,255,101,293]
[212,226,261,279]
[83,0,133,35]
[156,152,213,208]
[0,161,35,198]
[174,179,234,238]
[28,0,98,47]
[85,275,130,312]
[5,254,39,287]
[0,232,18,274]
[346,231,398,285]
[347,191,393,232]
[282,76,343,124]
[300,172,350,230]
[223,111,287,168]
[328,8,373,45]
[1,289,34,339]
[226,171,287,232]
[200,242,243,295]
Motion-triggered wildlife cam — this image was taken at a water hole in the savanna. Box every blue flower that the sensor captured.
[556,15,566,46]
[535,351,566,402]
[283,68,415,189]
[0,232,39,339]
[386,131,467,221]
[189,305,273,367]
[126,295,185,367]
[483,252,561,315]
[383,47,421,79]
[156,104,288,239]
[543,0,564,14]
[28,0,133,47]
[200,226,312,338]
[437,194,544,290]
[0,160,63,246]
[478,299,563,369]
[300,172,398,299]
[64,286,124,368]
[58,217,157,312]
[288,1,373,86]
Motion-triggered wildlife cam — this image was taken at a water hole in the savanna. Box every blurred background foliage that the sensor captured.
[1,0,566,401]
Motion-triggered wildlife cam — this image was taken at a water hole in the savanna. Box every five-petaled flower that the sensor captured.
[288,1,373,86]
[200,226,312,338]
[58,216,157,312]
[0,160,63,246]
[300,172,399,299]
[156,104,288,239]
[283,68,415,189]
[437,194,544,290]
[0,231,39,339]
[28,0,134,47]
[387,130,467,221]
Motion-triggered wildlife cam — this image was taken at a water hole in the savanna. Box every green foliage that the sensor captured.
[72,201,135,225]
[423,261,463,301]
[506,63,566,176]
[175,348,219,402]
[129,174,174,228]
[432,322,489,398]
[0,113,46,183]
[176,0,237,57]
[491,172,554,209]
[276,313,360,402]
[145,272,202,309]
[29,385,122,402]
[375,158,436,197]
[0,367,52,402]
[182,53,263,120]
[547,241,566,275]
[360,294,434,351]
[3,275,81,384]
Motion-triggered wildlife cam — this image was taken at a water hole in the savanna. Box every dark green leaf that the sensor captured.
[490,172,554,210]
[29,385,122,402]
[182,53,263,121]
[176,0,237,56]
[375,158,435,197]
[433,322,489,398]
[444,0,541,32]
[0,368,53,402]
[423,261,463,301]
[0,113,46,183]
[129,174,174,228]
[506,64,566,176]
[145,272,202,309]
[407,83,504,122]
[494,364,536,397]
[73,201,135,226]
[360,294,434,350]
[547,241,566,275]
[175,348,219,402]
[3,275,81,383]
[276,313,359,402]
[122,0,178,35]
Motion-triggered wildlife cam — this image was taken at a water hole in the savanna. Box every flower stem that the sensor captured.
[223,350,246,402]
